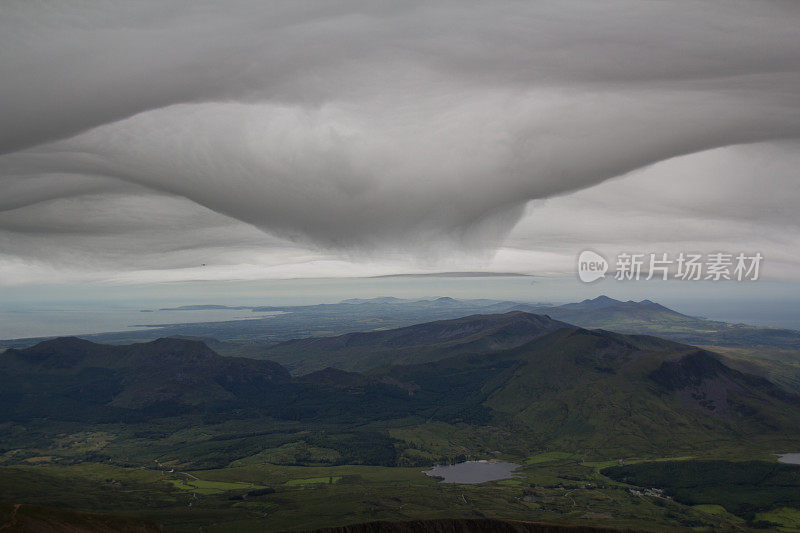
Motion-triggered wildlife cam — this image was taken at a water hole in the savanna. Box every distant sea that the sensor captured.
[0,306,282,339]
[1,276,799,339]
[671,299,800,331]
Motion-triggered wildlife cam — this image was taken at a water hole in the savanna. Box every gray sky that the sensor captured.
[1,0,799,284]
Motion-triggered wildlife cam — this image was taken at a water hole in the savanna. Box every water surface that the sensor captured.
[0,306,282,339]
[424,460,520,484]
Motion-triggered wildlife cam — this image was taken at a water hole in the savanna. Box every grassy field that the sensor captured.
[167,478,267,495]
[525,452,580,464]
[2,414,798,531]
[285,476,341,486]
[3,450,796,532]
[755,507,800,530]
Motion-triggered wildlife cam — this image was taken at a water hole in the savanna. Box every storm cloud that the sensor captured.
[1,1,799,282]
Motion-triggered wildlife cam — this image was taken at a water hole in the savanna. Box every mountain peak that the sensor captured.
[32,336,98,350]
[561,295,623,310]
[591,295,620,302]
[15,336,103,362]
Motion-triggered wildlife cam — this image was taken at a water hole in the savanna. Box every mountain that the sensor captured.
[534,296,694,326]
[2,311,799,532]
[0,336,428,428]
[2,315,799,460]
[5,294,796,357]
[0,337,292,422]
[556,295,672,312]
[375,326,800,456]
[258,311,570,374]
[528,295,800,351]
[556,295,625,310]
[649,349,800,414]
[0,297,548,349]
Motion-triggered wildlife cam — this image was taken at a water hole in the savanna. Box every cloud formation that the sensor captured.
[499,142,800,279]
[1,1,799,283]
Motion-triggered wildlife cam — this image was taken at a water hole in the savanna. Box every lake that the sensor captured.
[777,453,800,465]
[424,460,520,484]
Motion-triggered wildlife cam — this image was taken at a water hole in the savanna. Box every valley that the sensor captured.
[1,297,799,531]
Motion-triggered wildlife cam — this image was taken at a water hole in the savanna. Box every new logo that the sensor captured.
[578,250,608,283]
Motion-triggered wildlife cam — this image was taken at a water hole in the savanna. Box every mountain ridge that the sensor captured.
[260,311,571,374]
[2,315,800,461]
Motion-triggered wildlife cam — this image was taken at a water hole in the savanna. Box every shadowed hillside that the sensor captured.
[307,518,635,533]
[260,311,570,374]
[376,327,800,456]
[1,314,799,531]
[2,320,799,459]
[0,502,162,532]
[0,337,291,422]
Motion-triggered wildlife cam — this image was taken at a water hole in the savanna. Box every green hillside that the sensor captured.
[378,328,800,458]
[2,315,800,531]
[3,323,798,461]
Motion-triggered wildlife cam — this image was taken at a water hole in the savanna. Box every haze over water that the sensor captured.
[2,276,799,339]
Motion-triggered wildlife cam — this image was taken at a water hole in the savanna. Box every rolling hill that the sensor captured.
[3,314,800,531]
[260,311,570,374]
[374,327,800,457]
[3,317,799,460]
[0,337,291,422]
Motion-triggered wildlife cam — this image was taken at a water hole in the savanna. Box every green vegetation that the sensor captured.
[261,312,567,374]
[285,476,341,485]
[602,460,800,524]
[167,478,267,495]
[693,504,731,515]
[2,299,800,531]
[0,457,773,532]
[3,322,800,467]
[755,507,800,530]
[702,344,800,394]
[525,452,580,464]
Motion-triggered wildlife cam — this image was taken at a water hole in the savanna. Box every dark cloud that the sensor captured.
[1,1,799,282]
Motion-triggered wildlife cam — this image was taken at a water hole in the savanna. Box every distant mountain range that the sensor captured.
[3,295,799,353]
[524,296,800,350]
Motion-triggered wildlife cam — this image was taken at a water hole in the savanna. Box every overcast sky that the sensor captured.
[1,0,799,285]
